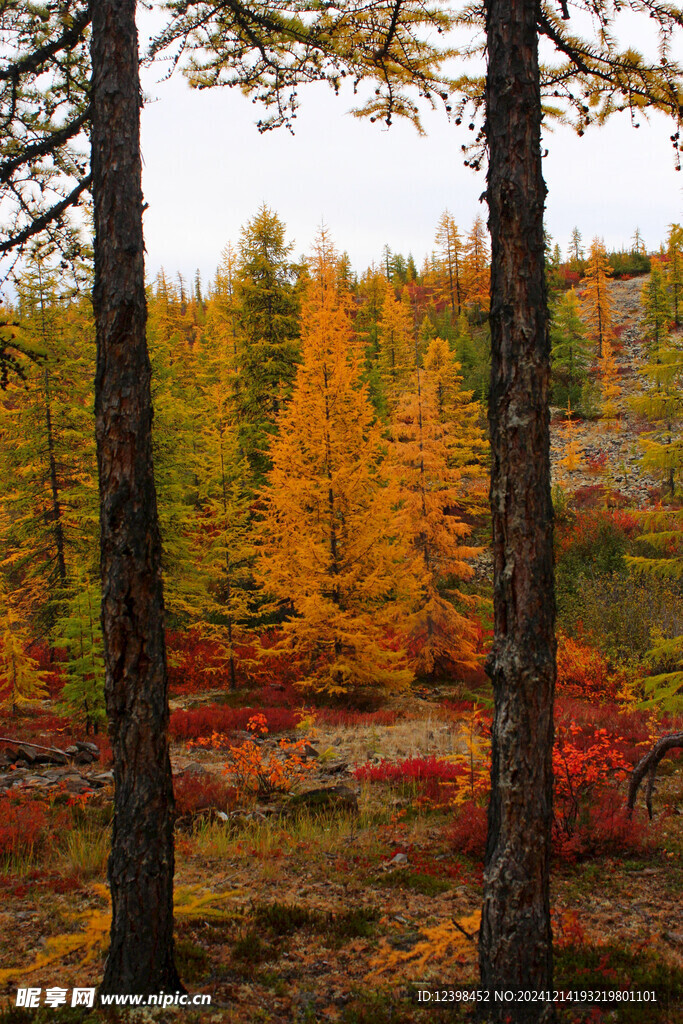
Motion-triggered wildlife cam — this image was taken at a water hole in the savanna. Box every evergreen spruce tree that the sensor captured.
[641,261,672,356]
[666,224,683,327]
[55,569,106,733]
[234,205,301,482]
[550,288,592,411]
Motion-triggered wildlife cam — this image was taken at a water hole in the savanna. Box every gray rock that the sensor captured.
[286,785,358,815]
[75,741,100,758]
[176,762,207,777]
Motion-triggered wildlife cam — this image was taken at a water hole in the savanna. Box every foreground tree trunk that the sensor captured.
[92,0,181,995]
[479,0,556,1018]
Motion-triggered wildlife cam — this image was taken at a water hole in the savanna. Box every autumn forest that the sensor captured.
[2,0,683,1015]
[1,201,682,1021]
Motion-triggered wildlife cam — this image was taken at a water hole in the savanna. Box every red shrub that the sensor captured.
[552,789,650,862]
[167,629,233,694]
[448,800,488,859]
[173,772,237,815]
[167,629,305,696]
[354,755,469,804]
[586,451,608,474]
[169,704,302,742]
[0,793,49,859]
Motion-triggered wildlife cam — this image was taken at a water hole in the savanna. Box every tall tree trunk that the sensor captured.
[479,0,556,1018]
[92,0,181,995]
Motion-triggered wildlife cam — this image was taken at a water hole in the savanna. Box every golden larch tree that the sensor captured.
[391,338,487,679]
[0,577,46,713]
[378,288,414,409]
[258,233,411,696]
[435,210,464,318]
[582,237,615,358]
[555,400,585,483]
[462,215,490,316]
[598,337,621,427]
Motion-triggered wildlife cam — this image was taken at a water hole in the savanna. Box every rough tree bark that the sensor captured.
[92,0,181,995]
[479,0,556,1018]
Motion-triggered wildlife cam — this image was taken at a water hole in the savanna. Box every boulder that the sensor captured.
[14,745,37,765]
[75,741,100,759]
[286,785,358,815]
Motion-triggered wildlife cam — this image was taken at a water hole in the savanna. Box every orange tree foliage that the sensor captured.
[581,237,616,359]
[390,337,487,679]
[598,336,621,427]
[462,215,490,316]
[223,714,315,799]
[0,579,47,711]
[257,233,412,696]
[556,633,627,701]
[378,289,414,410]
[434,210,464,318]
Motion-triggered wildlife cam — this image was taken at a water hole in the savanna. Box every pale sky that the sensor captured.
[115,0,675,290]
[139,64,682,288]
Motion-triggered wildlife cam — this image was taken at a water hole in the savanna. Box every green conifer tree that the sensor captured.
[234,205,301,482]
[641,262,672,356]
[666,224,683,327]
[55,569,106,733]
[550,288,592,411]
[630,342,683,496]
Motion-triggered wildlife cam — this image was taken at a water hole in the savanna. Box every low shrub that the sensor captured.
[448,800,488,860]
[553,789,651,862]
[354,755,470,805]
[170,704,302,742]
[173,772,238,816]
[556,634,626,701]
[0,793,49,861]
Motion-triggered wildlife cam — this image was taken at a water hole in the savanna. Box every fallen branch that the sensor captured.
[0,735,68,757]
[627,732,683,819]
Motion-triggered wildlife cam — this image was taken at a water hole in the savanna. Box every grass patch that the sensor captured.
[249,900,379,944]
[59,824,109,879]
[377,870,452,895]
[175,937,211,982]
[232,928,271,964]
[328,906,378,940]
[253,900,322,935]
[555,943,683,1022]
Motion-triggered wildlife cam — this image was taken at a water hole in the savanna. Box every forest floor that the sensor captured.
[1,274,682,1022]
[0,689,681,1024]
